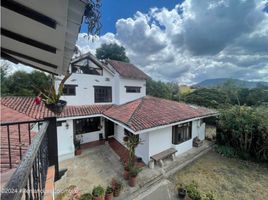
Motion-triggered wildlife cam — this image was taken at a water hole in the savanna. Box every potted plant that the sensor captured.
[124,134,143,170]
[111,179,122,197]
[128,166,142,187]
[92,185,105,200]
[74,138,82,156]
[105,186,113,200]
[35,74,70,115]
[79,193,93,200]
[177,186,187,200]
[123,162,130,180]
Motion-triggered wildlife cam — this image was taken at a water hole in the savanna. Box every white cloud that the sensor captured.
[67,0,268,84]
[2,1,267,84]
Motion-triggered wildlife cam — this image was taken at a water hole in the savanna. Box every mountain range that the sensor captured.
[194,78,268,89]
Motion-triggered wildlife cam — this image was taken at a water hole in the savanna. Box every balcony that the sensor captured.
[1,118,59,200]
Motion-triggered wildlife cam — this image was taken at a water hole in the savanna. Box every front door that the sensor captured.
[105,119,114,139]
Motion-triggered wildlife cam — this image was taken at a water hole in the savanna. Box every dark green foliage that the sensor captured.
[96,43,130,62]
[92,185,104,197]
[183,84,268,108]
[78,193,93,200]
[217,106,268,161]
[128,166,142,177]
[146,79,180,101]
[182,88,229,108]
[0,63,9,94]
[185,182,201,200]
[105,186,113,194]
[1,69,50,96]
[215,145,236,158]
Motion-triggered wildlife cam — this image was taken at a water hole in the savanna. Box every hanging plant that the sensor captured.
[35,74,71,115]
[84,0,102,36]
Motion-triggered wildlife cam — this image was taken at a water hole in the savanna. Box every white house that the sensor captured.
[0,52,217,166]
[53,52,217,164]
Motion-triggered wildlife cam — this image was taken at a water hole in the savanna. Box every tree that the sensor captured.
[2,70,50,96]
[96,43,130,62]
[0,62,9,94]
[181,88,230,108]
[217,106,268,161]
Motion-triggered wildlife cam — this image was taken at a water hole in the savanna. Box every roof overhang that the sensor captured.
[134,113,219,135]
[1,0,87,75]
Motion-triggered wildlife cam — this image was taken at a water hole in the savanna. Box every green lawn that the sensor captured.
[175,151,268,200]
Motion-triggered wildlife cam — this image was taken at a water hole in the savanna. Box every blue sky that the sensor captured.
[80,0,183,34]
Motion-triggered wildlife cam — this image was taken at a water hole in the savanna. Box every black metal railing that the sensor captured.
[1,120,45,171]
[1,117,59,200]
[1,122,48,200]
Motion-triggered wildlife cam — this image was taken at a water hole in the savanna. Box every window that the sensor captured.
[172,122,192,144]
[125,86,141,93]
[71,58,103,75]
[94,86,112,103]
[56,120,66,127]
[63,85,77,96]
[74,117,101,135]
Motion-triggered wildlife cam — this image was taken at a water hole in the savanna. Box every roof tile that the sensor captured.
[107,59,150,80]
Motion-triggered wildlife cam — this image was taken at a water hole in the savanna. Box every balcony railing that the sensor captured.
[1,118,59,200]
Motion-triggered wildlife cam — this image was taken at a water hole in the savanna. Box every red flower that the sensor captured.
[34,96,41,105]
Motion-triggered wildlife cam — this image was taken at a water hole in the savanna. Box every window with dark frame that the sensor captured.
[172,122,192,144]
[74,117,101,135]
[63,84,77,96]
[125,86,141,93]
[94,86,112,103]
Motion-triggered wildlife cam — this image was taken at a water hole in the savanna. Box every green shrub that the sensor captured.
[185,181,201,200]
[217,106,268,162]
[129,166,142,177]
[92,185,104,197]
[106,186,113,194]
[78,193,92,200]
[215,145,236,158]
[203,192,216,200]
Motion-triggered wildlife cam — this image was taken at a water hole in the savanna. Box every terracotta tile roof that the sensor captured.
[1,105,35,123]
[104,96,217,132]
[1,96,217,133]
[1,105,36,172]
[107,59,150,80]
[1,96,112,120]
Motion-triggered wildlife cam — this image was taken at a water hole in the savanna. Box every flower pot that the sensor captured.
[128,175,137,187]
[75,149,82,156]
[93,195,104,200]
[113,188,121,197]
[178,188,186,200]
[45,100,67,115]
[124,169,129,180]
[105,193,113,200]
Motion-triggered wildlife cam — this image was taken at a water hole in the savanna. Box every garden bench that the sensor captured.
[151,148,177,167]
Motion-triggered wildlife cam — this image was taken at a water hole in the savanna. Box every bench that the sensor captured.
[150,148,177,167]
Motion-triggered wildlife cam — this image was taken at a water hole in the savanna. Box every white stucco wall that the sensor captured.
[56,71,114,106]
[118,78,146,105]
[135,132,150,164]
[148,127,172,157]
[114,125,125,144]
[57,119,75,161]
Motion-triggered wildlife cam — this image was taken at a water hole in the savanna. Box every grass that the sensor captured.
[174,151,268,200]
